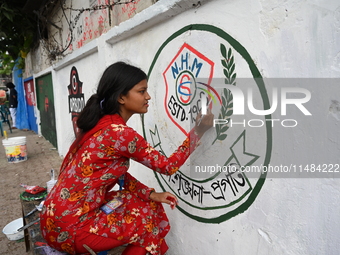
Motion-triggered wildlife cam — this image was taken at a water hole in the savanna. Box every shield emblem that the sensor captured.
[163,43,215,135]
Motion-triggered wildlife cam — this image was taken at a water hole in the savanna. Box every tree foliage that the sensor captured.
[0,0,38,74]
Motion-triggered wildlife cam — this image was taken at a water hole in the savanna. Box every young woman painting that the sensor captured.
[40,61,213,255]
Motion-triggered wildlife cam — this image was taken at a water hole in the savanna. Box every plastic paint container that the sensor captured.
[2,218,24,241]
[47,169,57,193]
[2,136,27,163]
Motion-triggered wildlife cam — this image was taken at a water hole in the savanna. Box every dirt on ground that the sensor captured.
[0,128,125,255]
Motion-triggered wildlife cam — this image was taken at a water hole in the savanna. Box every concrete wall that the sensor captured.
[29,0,340,254]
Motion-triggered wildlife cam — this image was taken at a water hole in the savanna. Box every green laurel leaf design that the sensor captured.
[212,44,237,145]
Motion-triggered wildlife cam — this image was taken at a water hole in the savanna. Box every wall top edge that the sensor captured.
[53,39,99,71]
[104,0,210,45]
[24,76,33,82]
[34,66,53,79]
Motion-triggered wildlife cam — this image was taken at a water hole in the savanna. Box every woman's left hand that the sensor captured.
[149,191,178,209]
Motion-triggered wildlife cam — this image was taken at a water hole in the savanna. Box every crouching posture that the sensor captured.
[40,62,213,255]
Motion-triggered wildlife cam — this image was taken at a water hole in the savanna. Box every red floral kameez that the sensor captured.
[40,114,200,254]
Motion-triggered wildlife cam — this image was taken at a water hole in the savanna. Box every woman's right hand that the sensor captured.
[195,108,214,138]
[150,191,178,209]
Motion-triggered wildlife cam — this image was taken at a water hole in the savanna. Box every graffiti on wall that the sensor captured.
[116,0,142,19]
[66,0,145,53]
[144,24,272,223]
[68,66,85,136]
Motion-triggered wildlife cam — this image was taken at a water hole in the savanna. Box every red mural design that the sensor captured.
[68,66,85,136]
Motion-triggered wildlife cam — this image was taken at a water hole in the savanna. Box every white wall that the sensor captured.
[31,0,340,254]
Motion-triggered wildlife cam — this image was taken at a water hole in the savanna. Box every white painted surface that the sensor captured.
[29,0,340,254]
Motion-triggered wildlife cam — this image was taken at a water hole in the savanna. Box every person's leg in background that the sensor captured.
[9,107,16,128]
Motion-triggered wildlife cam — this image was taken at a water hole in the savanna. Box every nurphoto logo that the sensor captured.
[199,82,312,128]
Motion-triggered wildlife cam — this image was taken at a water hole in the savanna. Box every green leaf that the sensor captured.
[228,48,232,59]
[220,125,229,133]
[218,134,228,141]
[221,107,227,116]
[226,91,232,101]
[216,123,220,133]
[223,69,229,79]
[222,96,226,106]
[226,58,231,69]
[226,56,232,69]
[224,89,229,99]
[221,59,228,68]
[231,73,237,84]
[3,11,13,22]
[220,44,227,58]
[230,63,235,75]
[0,4,11,12]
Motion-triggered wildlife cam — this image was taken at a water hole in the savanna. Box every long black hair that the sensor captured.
[77,61,147,132]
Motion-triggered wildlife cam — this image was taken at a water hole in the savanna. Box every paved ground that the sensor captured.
[0,127,125,255]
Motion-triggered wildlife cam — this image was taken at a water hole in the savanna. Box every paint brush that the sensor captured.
[197,98,212,126]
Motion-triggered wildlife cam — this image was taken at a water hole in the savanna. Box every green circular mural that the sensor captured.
[143,24,272,223]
